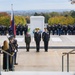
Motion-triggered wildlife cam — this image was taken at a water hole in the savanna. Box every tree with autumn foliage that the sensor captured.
[14,16,27,25]
[0,12,27,27]
[48,16,75,25]
[0,12,10,27]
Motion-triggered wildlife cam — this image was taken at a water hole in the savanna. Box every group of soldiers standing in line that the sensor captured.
[34,28,50,52]
[47,24,75,36]
[0,24,28,35]
[25,28,50,52]
[0,24,75,36]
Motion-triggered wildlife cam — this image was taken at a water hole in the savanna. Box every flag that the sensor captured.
[10,4,16,36]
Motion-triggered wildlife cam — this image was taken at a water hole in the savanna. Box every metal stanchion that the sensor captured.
[62,55,64,72]
[62,50,75,72]
[67,54,69,72]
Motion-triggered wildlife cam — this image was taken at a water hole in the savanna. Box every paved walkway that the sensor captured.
[0,35,75,72]
[12,49,75,71]
[0,35,75,47]
[1,72,74,75]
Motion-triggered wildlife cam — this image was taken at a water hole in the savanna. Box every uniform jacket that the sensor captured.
[13,39,18,50]
[42,32,50,42]
[34,32,41,42]
[25,34,31,44]
[9,42,15,54]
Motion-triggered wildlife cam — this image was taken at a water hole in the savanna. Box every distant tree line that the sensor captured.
[34,10,75,25]
[1,10,75,27]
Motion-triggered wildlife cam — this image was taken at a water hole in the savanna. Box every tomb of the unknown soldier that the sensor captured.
[30,16,45,36]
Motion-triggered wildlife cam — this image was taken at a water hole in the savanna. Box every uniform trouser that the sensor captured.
[44,41,48,51]
[52,30,55,35]
[73,30,75,35]
[9,55,14,70]
[49,31,51,35]
[64,30,67,35]
[68,30,72,35]
[20,30,23,35]
[36,42,40,52]
[58,29,61,36]
[16,31,19,35]
[24,31,27,35]
[14,52,17,64]
[26,43,30,51]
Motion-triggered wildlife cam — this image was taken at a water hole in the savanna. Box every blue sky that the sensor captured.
[0,0,75,11]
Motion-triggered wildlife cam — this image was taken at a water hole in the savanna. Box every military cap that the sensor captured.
[8,35,14,40]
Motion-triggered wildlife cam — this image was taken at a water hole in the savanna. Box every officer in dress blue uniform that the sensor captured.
[34,28,41,52]
[13,35,18,65]
[23,25,28,35]
[47,25,52,35]
[42,28,50,52]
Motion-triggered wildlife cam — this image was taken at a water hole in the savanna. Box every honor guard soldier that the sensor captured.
[34,28,41,52]
[9,36,15,71]
[42,28,50,52]
[73,25,75,35]
[58,24,62,36]
[13,35,18,65]
[47,25,51,35]
[23,25,28,35]
[52,25,55,35]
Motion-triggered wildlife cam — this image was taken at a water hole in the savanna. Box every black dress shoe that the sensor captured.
[9,69,14,71]
[15,63,18,65]
[26,51,29,52]
[45,50,48,52]
[36,51,39,52]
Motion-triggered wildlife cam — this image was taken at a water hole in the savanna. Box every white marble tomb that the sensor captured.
[30,16,45,35]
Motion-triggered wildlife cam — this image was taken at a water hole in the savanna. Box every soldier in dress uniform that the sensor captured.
[62,25,67,35]
[42,28,50,52]
[25,32,31,52]
[73,25,75,35]
[23,25,28,35]
[52,25,55,35]
[47,25,52,35]
[8,26,13,35]
[9,36,15,71]
[57,24,62,36]
[34,28,41,52]
[16,24,20,35]
[20,25,23,35]
[67,25,72,35]
[13,35,18,65]
[70,25,73,35]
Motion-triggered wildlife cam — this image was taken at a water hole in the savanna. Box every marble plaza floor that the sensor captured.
[0,35,75,72]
